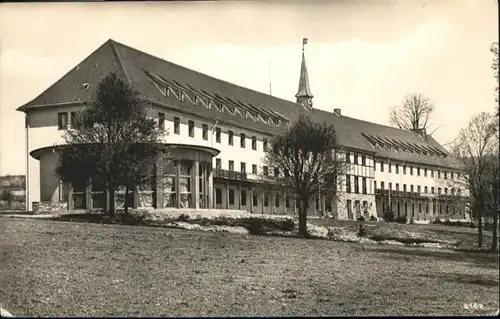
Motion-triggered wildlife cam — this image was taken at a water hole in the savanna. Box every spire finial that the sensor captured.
[296,38,313,109]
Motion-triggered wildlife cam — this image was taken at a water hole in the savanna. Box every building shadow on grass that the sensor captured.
[422,272,499,288]
[367,246,499,269]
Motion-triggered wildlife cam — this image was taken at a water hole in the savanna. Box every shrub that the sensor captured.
[395,215,407,224]
[383,210,394,222]
[433,218,443,224]
[369,215,378,222]
[357,223,367,237]
[357,216,365,222]
[177,213,190,222]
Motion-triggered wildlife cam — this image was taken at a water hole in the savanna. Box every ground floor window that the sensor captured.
[347,200,353,220]
[264,195,269,207]
[252,194,257,206]
[275,194,280,207]
[215,188,222,205]
[241,190,247,206]
[229,189,234,205]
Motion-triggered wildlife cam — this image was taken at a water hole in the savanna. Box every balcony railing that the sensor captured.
[213,169,248,181]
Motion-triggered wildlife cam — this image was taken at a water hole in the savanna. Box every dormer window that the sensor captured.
[58,112,68,130]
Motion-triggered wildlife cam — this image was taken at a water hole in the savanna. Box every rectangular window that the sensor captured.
[396,164,399,174]
[252,136,257,150]
[354,177,359,194]
[389,164,392,173]
[216,127,221,143]
[216,158,221,170]
[241,190,247,206]
[381,181,385,190]
[362,155,366,166]
[240,133,246,148]
[57,112,68,130]
[431,187,435,194]
[158,113,165,129]
[410,166,413,175]
[285,196,290,208]
[431,170,434,178]
[438,170,441,179]
[252,194,258,206]
[215,189,222,204]
[228,130,234,145]
[374,180,377,190]
[444,172,447,180]
[424,168,427,177]
[373,160,376,171]
[264,195,269,207]
[229,189,234,205]
[403,184,407,193]
[417,167,420,176]
[202,124,208,140]
[396,183,399,191]
[263,166,269,176]
[229,160,234,171]
[410,185,414,193]
[346,152,351,163]
[240,162,246,174]
[362,177,367,194]
[263,139,268,151]
[188,120,194,137]
[380,162,384,172]
[346,175,351,193]
[174,117,180,134]
[403,165,406,175]
[354,154,358,165]
[389,182,392,191]
[444,188,448,194]
[275,195,280,207]
[252,164,257,174]
[451,172,454,179]
[417,185,421,193]
[424,186,428,193]
[70,111,79,129]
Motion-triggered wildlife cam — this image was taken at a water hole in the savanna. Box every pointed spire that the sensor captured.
[295,38,313,109]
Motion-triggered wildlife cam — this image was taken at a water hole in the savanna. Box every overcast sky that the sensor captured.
[0,1,498,175]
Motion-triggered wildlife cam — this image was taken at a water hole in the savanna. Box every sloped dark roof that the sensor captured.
[18,39,459,169]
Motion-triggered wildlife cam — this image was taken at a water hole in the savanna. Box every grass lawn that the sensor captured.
[0,218,498,317]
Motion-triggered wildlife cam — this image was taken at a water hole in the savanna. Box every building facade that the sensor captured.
[18,39,469,220]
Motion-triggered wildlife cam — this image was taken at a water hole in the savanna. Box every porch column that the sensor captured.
[85,179,92,210]
[194,160,200,209]
[225,183,229,209]
[155,158,163,209]
[272,189,276,214]
[176,163,181,209]
[238,185,242,210]
[208,164,214,208]
[249,187,253,213]
[284,189,287,214]
[261,191,265,214]
[67,182,73,210]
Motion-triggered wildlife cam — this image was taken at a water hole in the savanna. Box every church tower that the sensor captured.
[295,38,313,109]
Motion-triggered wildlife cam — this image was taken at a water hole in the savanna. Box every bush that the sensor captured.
[395,215,407,224]
[433,218,443,224]
[357,216,365,222]
[177,213,190,222]
[383,210,394,222]
[369,215,378,222]
[358,223,367,237]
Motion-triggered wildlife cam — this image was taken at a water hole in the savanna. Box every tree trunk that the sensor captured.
[492,213,498,251]
[298,197,309,238]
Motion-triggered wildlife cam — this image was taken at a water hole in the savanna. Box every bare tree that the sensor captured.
[491,42,499,113]
[446,112,498,249]
[56,73,170,214]
[390,93,438,135]
[264,115,350,237]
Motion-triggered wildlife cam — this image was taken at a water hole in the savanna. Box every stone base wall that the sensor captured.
[335,193,377,220]
[32,201,68,213]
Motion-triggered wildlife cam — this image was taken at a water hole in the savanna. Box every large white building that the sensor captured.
[18,39,469,220]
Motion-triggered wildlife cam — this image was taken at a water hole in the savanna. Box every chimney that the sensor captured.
[333,108,341,117]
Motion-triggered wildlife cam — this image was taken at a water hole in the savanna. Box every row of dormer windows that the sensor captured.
[167,114,269,151]
[374,160,459,179]
[215,158,283,177]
